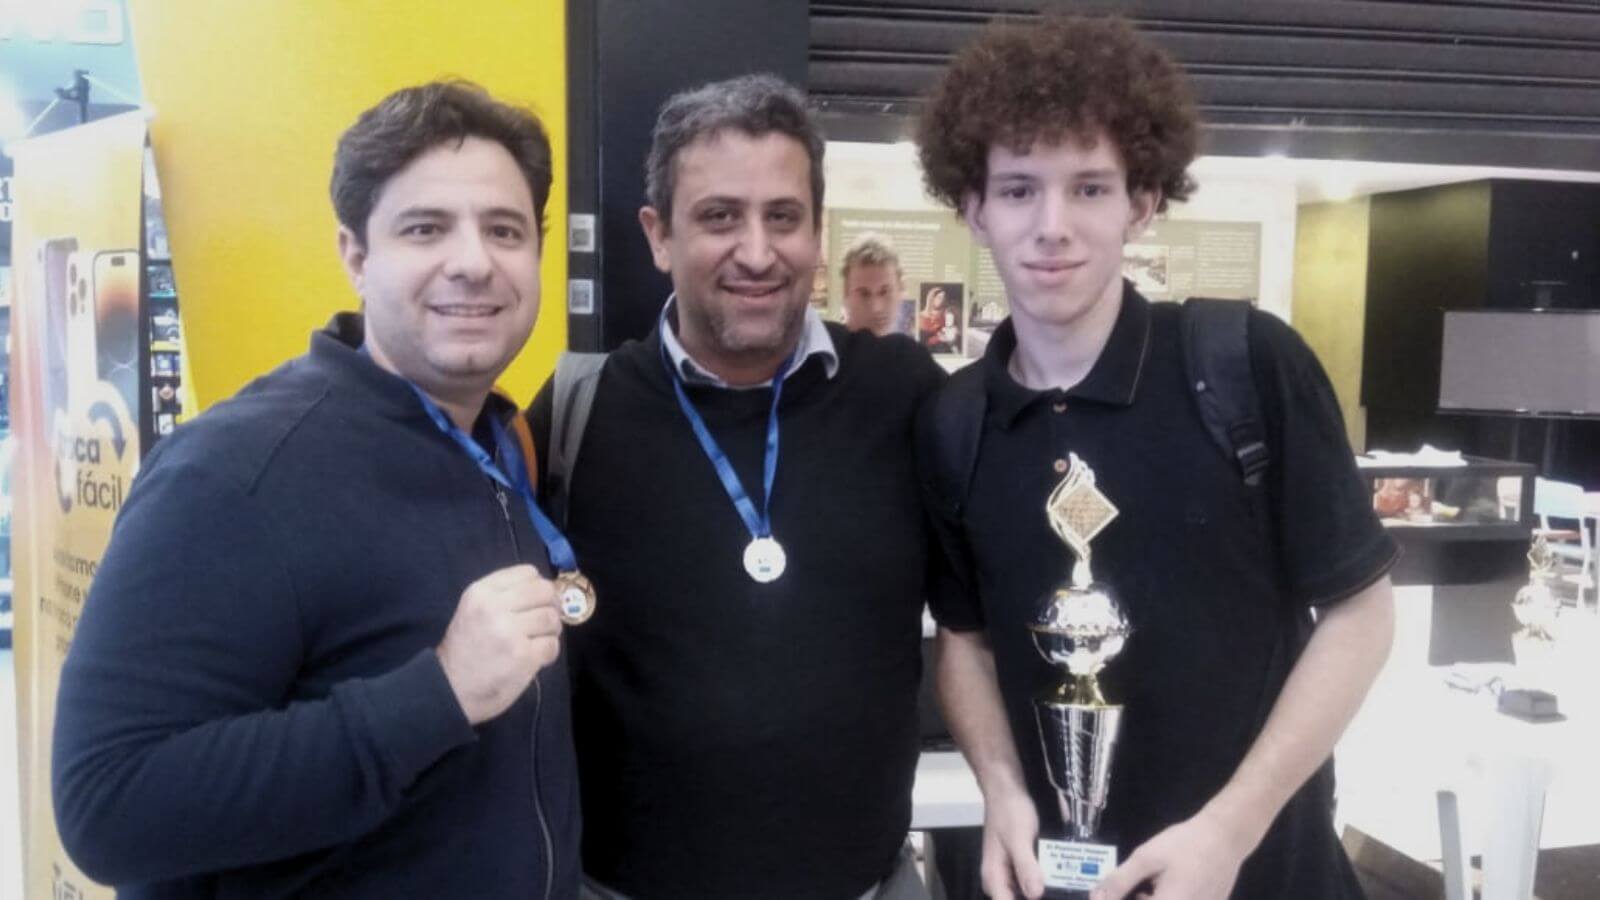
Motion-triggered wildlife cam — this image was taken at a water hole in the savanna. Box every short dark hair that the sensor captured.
[645,73,825,231]
[331,80,553,245]
[918,16,1199,214]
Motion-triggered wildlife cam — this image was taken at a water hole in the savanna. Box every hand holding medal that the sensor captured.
[405,382,598,627]
[438,564,566,726]
[488,414,597,625]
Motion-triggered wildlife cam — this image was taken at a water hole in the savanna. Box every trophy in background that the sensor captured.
[1504,534,1564,720]
[1512,534,1561,644]
[1029,453,1132,896]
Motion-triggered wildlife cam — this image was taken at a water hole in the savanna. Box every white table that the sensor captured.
[1335,586,1600,897]
[914,613,985,831]
[912,751,982,830]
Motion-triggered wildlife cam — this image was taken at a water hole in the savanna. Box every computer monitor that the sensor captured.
[1438,309,1600,417]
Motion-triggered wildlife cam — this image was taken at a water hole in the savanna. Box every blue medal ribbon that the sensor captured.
[405,382,580,574]
[661,342,792,545]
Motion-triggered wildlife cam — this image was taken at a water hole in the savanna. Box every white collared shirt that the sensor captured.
[658,294,839,390]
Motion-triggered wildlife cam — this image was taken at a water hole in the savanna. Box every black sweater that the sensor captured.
[529,323,945,900]
[53,314,580,899]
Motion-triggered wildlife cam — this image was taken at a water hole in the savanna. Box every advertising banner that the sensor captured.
[9,110,147,900]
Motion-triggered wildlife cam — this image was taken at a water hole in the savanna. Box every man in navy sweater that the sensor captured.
[52,81,580,898]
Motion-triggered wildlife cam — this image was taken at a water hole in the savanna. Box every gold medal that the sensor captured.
[555,571,597,625]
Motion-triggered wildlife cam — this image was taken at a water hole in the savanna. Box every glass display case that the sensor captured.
[1358,455,1535,542]
[1357,455,1538,664]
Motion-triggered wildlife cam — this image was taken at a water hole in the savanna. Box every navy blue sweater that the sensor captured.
[52,314,580,899]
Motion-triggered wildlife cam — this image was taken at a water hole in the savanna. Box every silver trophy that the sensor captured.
[1509,534,1564,703]
[1029,453,1130,895]
[1511,534,1561,643]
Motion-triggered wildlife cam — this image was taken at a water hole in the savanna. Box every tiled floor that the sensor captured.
[3,648,23,900]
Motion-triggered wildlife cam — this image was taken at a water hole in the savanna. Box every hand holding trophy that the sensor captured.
[1029,453,1132,897]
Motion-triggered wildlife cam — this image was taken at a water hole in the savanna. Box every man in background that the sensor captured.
[841,231,915,337]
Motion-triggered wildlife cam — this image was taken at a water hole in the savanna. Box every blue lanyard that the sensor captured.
[661,343,793,542]
[405,383,579,573]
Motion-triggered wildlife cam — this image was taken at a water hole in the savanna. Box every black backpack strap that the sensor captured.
[925,364,989,520]
[548,351,608,527]
[1181,298,1270,487]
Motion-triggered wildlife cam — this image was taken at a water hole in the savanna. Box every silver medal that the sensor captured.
[743,537,787,583]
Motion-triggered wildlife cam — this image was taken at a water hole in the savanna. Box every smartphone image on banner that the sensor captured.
[37,237,78,426]
[95,250,142,419]
[66,251,100,412]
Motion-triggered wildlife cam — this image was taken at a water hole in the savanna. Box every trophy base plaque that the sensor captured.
[1038,836,1117,896]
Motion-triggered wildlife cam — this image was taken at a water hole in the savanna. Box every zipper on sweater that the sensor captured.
[492,481,521,556]
[489,475,552,899]
[531,677,554,900]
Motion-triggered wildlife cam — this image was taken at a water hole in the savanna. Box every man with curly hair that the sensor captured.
[915,17,1396,900]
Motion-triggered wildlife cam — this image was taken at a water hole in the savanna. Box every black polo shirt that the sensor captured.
[920,284,1397,899]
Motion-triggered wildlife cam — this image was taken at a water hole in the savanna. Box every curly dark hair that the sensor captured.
[331,80,553,246]
[917,16,1199,213]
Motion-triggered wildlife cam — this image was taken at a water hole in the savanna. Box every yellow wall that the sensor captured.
[128,0,568,410]
[1292,198,1371,451]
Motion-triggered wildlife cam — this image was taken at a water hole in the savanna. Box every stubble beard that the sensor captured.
[688,288,810,364]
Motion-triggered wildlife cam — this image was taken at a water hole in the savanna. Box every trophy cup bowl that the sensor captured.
[1031,585,1129,683]
[1030,584,1131,890]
